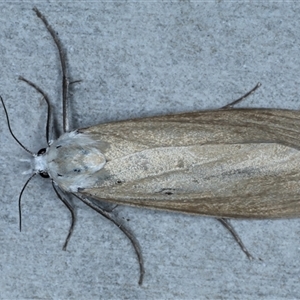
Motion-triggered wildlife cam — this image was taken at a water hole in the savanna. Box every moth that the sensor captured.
[2,7,300,285]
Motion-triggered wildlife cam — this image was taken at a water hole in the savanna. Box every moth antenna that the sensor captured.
[19,76,52,145]
[33,7,70,133]
[222,82,262,109]
[52,182,76,251]
[0,96,33,155]
[217,218,254,260]
[73,193,145,285]
[18,173,37,231]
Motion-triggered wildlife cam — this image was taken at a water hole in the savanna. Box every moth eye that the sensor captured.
[37,148,46,156]
[39,171,49,178]
[116,180,122,184]
[73,168,81,173]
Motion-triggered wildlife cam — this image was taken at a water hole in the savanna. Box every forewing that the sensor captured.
[79,109,300,219]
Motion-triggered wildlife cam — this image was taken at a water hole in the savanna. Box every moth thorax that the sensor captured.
[46,143,106,179]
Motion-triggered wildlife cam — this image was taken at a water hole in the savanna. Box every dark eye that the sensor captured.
[39,171,49,178]
[37,148,46,156]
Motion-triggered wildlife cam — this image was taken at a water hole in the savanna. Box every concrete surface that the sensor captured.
[1,2,300,299]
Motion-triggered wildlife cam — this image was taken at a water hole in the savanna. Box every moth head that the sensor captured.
[36,148,49,178]
[24,147,50,178]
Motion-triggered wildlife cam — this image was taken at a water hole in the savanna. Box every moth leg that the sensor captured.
[217,218,254,260]
[52,182,76,251]
[18,76,52,145]
[88,198,119,213]
[97,204,119,213]
[33,7,70,133]
[73,194,145,285]
[221,82,261,109]
[70,80,83,85]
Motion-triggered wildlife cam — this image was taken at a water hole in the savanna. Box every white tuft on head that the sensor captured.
[31,154,48,174]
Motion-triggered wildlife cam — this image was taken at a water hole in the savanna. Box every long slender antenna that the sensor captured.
[73,193,145,285]
[0,96,33,155]
[18,173,37,231]
[33,7,69,133]
[19,76,51,145]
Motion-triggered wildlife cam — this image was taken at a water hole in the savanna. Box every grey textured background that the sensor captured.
[1,2,300,299]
